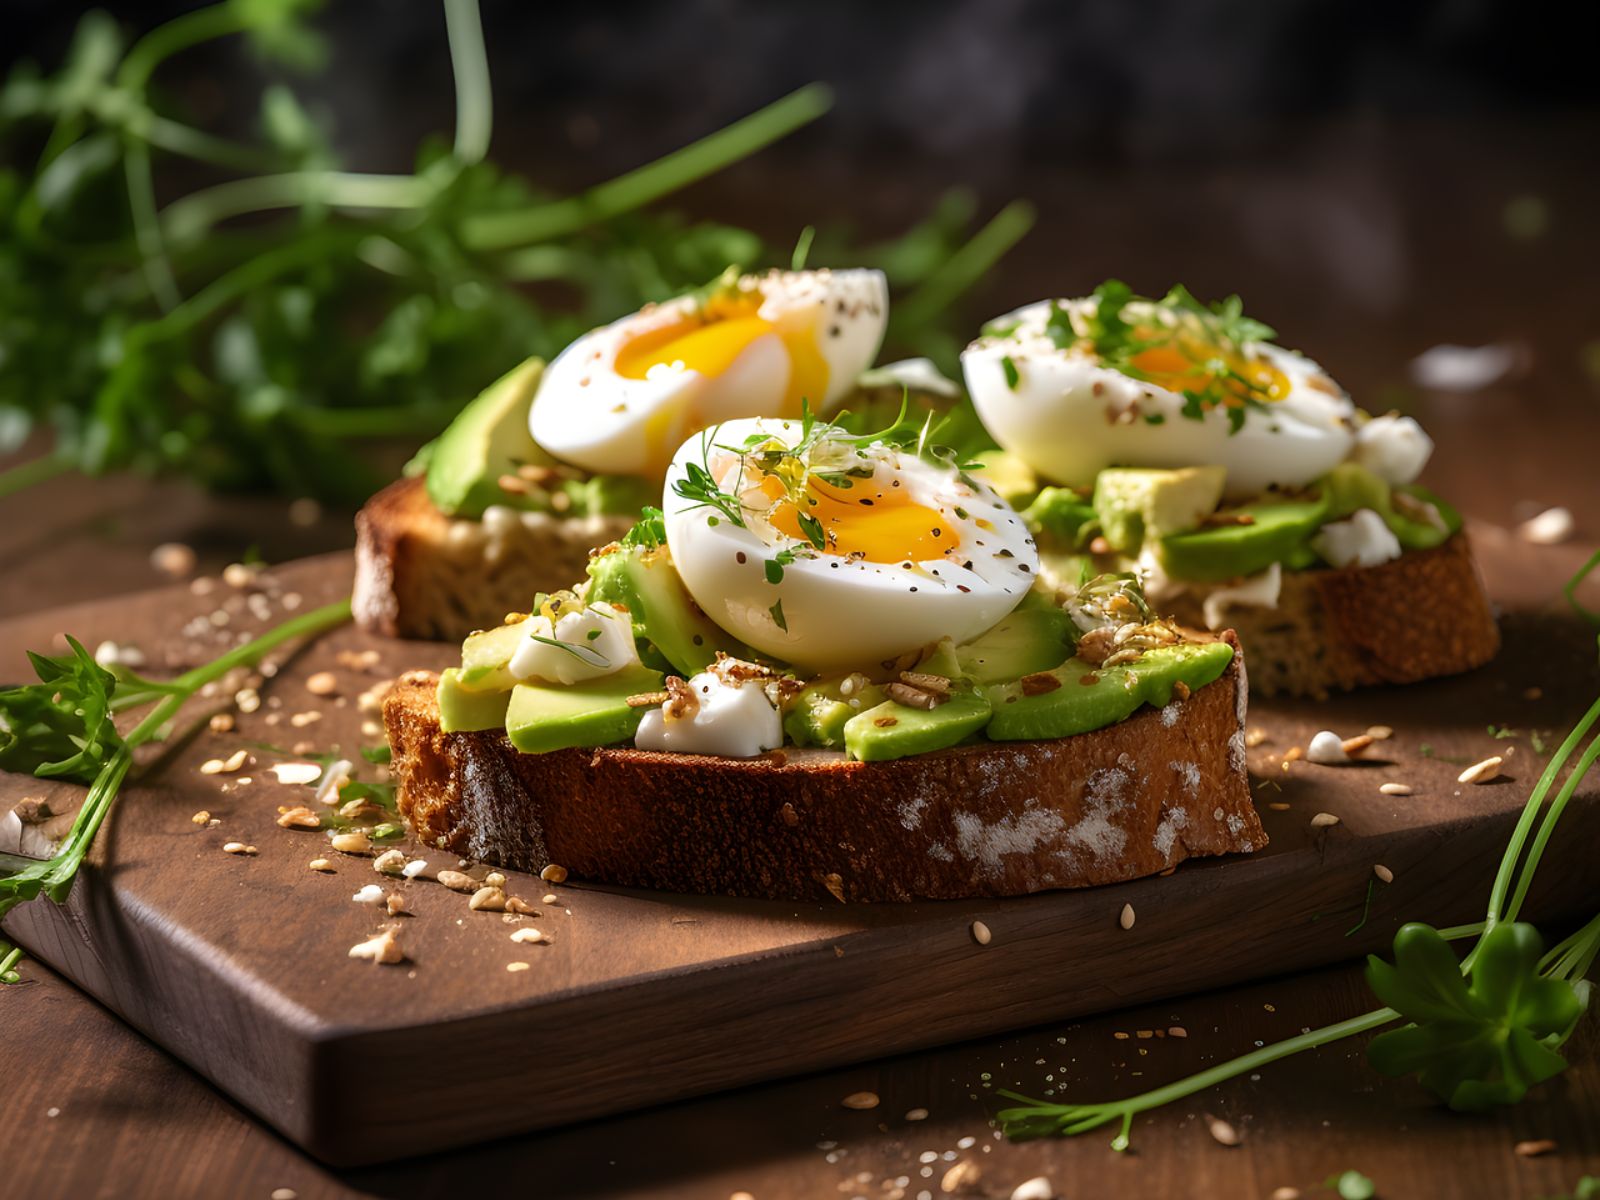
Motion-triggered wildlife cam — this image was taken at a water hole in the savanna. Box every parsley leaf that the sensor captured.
[1365,921,1588,1112]
[1001,354,1020,389]
[0,638,124,783]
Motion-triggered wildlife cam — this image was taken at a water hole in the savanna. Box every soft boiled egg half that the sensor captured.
[962,284,1357,500]
[530,268,888,479]
[661,416,1039,672]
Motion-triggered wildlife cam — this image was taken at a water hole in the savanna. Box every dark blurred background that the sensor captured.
[3,0,1597,594]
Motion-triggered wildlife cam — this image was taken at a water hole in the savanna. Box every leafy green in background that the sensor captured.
[0,0,1032,503]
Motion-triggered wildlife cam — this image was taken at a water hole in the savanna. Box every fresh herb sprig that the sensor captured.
[0,1,1030,503]
[0,597,353,982]
[997,633,1600,1149]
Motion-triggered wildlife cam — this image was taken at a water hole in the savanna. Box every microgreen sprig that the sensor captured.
[0,597,353,982]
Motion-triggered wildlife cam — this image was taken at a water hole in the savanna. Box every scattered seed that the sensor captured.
[308,858,333,872]
[1010,1179,1054,1200]
[222,562,256,588]
[484,871,507,888]
[270,762,321,786]
[540,863,568,883]
[348,926,404,964]
[1366,724,1394,741]
[1267,801,1291,811]
[1207,1116,1241,1146]
[208,712,235,734]
[1515,1138,1557,1157]
[1340,734,1375,758]
[271,1189,298,1200]
[1379,782,1414,796]
[305,671,338,696]
[329,830,372,855]
[941,1160,982,1193]
[1518,506,1575,545]
[506,961,531,973]
[841,1091,880,1110]
[1459,756,1504,785]
[510,927,544,944]
[541,893,559,905]
[1113,1031,1130,1040]
[1282,745,1304,764]
[1168,1026,1188,1038]
[275,805,321,830]
[469,886,507,912]
[222,842,255,855]
[1119,903,1136,930]
[971,920,992,946]
[1310,812,1341,829]
[1306,731,1349,764]
[400,858,427,879]
[1373,864,1395,884]
[504,896,536,915]
[1244,727,1269,748]
[904,1107,930,1121]
[235,687,261,714]
[199,759,227,776]
[438,870,476,892]
[1271,1189,1302,1200]
[289,711,322,728]
[373,848,407,876]
[150,542,197,578]
[190,810,211,826]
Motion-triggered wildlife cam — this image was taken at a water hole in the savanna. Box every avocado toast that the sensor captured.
[962,281,1498,696]
[384,411,1263,901]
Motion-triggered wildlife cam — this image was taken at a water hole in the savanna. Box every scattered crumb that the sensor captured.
[275,805,321,830]
[438,870,476,892]
[347,926,404,965]
[208,712,235,734]
[1309,812,1341,829]
[221,842,256,855]
[222,562,256,588]
[305,671,339,697]
[1379,782,1414,796]
[506,961,530,973]
[329,830,372,856]
[971,920,992,946]
[941,1160,982,1193]
[289,711,322,728]
[540,863,569,884]
[469,886,507,912]
[190,810,211,826]
[1459,756,1504,785]
[1244,727,1269,748]
[308,858,333,872]
[1118,903,1136,931]
[504,896,536,915]
[1373,864,1395,884]
[401,859,428,879]
[1515,1138,1557,1158]
[1517,506,1574,545]
[1010,1179,1053,1200]
[1366,724,1394,741]
[904,1107,930,1121]
[1271,1189,1301,1200]
[1207,1115,1241,1146]
[373,848,407,876]
[484,871,507,889]
[1168,1026,1187,1038]
[1282,745,1303,765]
[1340,734,1375,758]
[271,1189,298,1200]
[542,892,559,905]
[841,1091,880,1110]
[385,894,405,917]
[510,927,545,944]
[352,884,385,905]
[1306,731,1349,764]
[1267,801,1291,811]
[235,688,261,714]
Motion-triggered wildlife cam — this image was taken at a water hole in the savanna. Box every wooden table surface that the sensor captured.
[4,119,1600,1199]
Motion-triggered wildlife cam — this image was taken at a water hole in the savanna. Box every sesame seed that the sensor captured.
[221,842,255,855]
[1374,864,1394,884]
[970,920,992,946]
[1379,782,1414,796]
[506,961,531,973]
[308,858,333,872]
[1459,756,1504,785]
[1309,812,1341,829]
[1118,903,1135,930]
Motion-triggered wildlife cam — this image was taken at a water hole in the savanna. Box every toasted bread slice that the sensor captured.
[353,477,634,641]
[382,636,1262,902]
[1162,533,1498,698]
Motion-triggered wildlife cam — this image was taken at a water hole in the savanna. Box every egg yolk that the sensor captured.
[613,294,830,416]
[769,476,956,564]
[1127,331,1289,407]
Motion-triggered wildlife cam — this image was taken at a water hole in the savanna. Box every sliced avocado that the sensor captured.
[438,668,513,732]
[1093,467,1228,554]
[586,544,742,676]
[783,677,887,748]
[971,450,1039,506]
[426,357,551,519]
[844,686,993,762]
[1024,487,1097,548]
[956,605,1074,685]
[1159,497,1329,582]
[505,662,664,754]
[456,620,528,692]
[560,473,654,518]
[1321,461,1389,520]
[984,641,1233,741]
[1323,464,1461,552]
[1388,485,1462,551]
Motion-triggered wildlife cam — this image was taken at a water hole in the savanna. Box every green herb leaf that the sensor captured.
[1365,922,1587,1111]
[527,632,610,670]
[0,638,124,784]
[769,599,787,631]
[1001,354,1020,389]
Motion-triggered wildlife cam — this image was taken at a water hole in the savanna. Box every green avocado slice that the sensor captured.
[426,357,552,518]
[1159,498,1330,582]
[983,641,1233,741]
[437,668,512,733]
[505,662,664,754]
[844,687,993,762]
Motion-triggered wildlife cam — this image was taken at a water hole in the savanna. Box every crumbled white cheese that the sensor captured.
[634,671,782,758]
[1307,730,1350,764]
[856,357,961,398]
[352,884,386,904]
[1351,414,1433,485]
[1201,562,1282,630]
[1312,508,1402,569]
[508,602,638,685]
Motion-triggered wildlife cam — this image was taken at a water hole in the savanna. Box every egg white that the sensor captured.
[962,298,1357,499]
[661,417,1038,672]
[530,268,888,478]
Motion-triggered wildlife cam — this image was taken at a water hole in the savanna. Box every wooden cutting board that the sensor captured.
[3,531,1598,1167]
